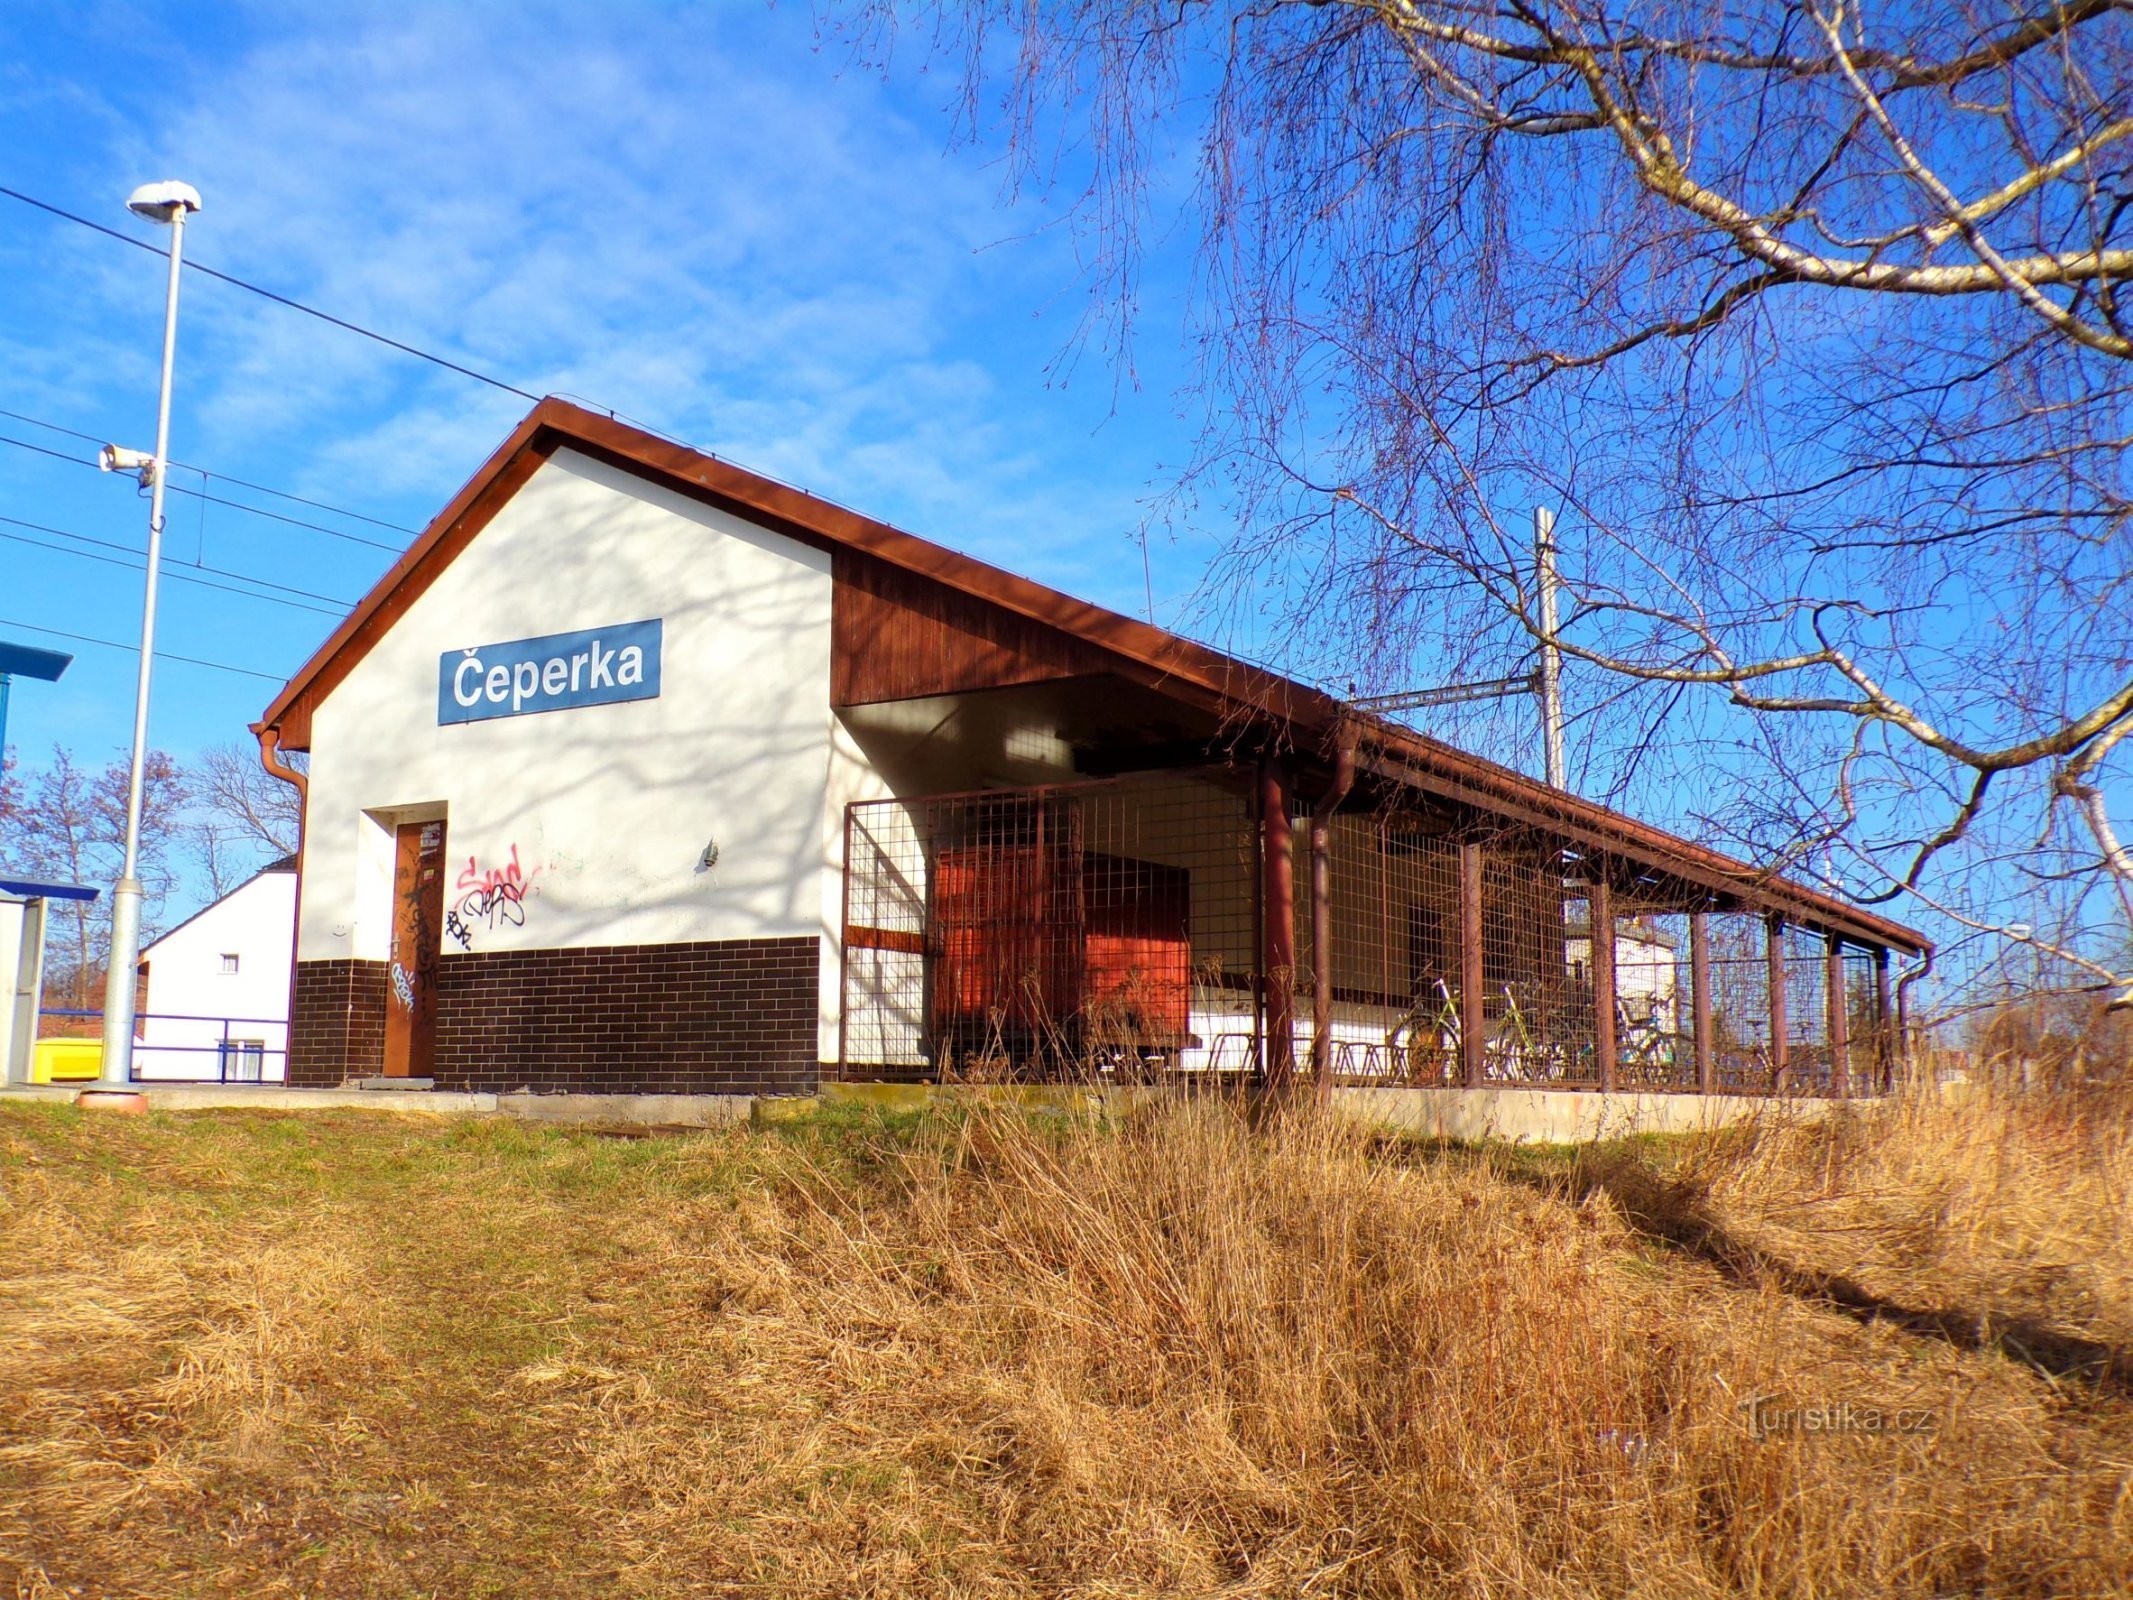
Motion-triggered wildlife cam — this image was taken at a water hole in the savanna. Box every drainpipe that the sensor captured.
[1309,721,1359,1100]
[256,724,308,1081]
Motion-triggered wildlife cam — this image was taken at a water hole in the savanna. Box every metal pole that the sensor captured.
[1767,915,1789,1094]
[98,206,187,1087]
[1590,867,1616,1093]
[1690,910,1714,1094]
[1535,506,1567,790]
[1309,728,1356,1099]
[1826,933,1850,1098]
[1259,762,1296,1097]
[1458,839,1486,1088]
[0,672,11,760]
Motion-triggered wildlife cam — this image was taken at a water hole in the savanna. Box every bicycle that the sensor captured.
[1384,978,1462,1085]
[1615,995,1679,1086]
[1491,983,1578,1083]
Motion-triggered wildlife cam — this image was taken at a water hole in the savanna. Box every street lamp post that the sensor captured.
[96,180,201,1089]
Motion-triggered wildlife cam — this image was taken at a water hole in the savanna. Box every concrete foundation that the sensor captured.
[0,1082,749,1126]
[495,1091,751,1128]
[1332,1085,1835,1144]
[814,1081,1169,1118]
[0,1080,1847,1143]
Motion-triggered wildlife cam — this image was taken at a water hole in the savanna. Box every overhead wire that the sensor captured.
[0,190,744,478]
[0,189,787,506]
[169,482,401,551]
[0,615,285,683]
[0,184,542,403]
[0,512,353,615]
[0,431,403,552]
[0,406,416,533]
[0,526,342,617]
[1,506,361,603]
[0,186,528,697]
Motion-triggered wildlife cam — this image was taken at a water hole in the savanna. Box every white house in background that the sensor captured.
[135,856,296,1081]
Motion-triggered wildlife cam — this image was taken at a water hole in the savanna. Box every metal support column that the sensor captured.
[1767,916,1789,1095]
[1260,763,1296,1096]
[1691,910,1714,1094]
[1590,867,1616,1093]
[1459,839,1486,1088]
[1827,933,1851,1098]
[1309,731,1356,1098]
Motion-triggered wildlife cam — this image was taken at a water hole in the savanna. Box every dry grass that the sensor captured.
[1,1090,2128,1598]
[1687,1077,2133,1365]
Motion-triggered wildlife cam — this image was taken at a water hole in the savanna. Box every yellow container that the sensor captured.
[32,1038,103,1083]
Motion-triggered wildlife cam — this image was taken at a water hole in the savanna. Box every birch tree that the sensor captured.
[857,0,2133,1005]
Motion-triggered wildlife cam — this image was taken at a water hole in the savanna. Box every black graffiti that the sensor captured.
[452,881,529,936]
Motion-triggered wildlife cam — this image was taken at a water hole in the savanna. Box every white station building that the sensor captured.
[251,400,1922,1098]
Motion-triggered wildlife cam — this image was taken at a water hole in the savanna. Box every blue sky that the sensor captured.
[10,2,2105,998]
[0,1,1219,796]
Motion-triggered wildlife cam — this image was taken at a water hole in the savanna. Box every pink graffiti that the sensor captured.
[456,843,537,901]
[446,844,542,946]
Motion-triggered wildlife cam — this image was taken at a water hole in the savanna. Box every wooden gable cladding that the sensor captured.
[832,549,1115,706]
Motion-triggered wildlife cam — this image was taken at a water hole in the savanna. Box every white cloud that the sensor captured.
[128,4,1216,608]
[0,1,1230,780]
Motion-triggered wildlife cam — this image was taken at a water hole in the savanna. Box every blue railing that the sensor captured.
[36,1008,290,1083]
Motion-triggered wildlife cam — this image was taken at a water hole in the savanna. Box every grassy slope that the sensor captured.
[0,1094,2128,1599]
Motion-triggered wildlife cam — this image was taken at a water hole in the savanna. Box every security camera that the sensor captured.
[98,444,155,481]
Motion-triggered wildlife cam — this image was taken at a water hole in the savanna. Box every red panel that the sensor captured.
[927,819,1191,1053]
[930,839,1084,1034]
[1082,853,1190,1044]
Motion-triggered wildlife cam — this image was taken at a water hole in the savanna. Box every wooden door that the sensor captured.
[383,819,447,1078]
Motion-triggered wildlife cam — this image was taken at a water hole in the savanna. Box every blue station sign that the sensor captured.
[438,618,662,725]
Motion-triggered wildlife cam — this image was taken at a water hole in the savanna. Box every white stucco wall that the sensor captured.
[298,448,894,1065]
[138,868,296,1080]
[822,714,898,1062]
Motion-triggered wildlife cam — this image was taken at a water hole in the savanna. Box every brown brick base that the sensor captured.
[287,939,819,1095]
[289,959,388,1085]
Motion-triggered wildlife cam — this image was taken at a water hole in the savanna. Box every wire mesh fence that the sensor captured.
[838,772,1892,1094]
[1784,923,1834,1093]
[1306,808,1462,1085]
[1612,911,1693,1090]
[1704,913,1776,1092]
[841,772,1260,1081]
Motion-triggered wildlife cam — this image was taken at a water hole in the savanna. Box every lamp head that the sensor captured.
[125,181,202,224]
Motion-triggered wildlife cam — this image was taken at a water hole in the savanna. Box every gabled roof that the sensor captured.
[254,398,1928,954]
[141,854,297,957]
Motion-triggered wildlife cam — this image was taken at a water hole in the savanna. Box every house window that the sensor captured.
[218,1040,266,1082]
[220,953,240,974]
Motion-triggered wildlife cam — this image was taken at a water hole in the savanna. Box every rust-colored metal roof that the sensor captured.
[254,397,1928,954]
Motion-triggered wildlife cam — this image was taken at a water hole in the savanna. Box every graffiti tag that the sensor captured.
[389,961,416,1011]
[448,845,541,948]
